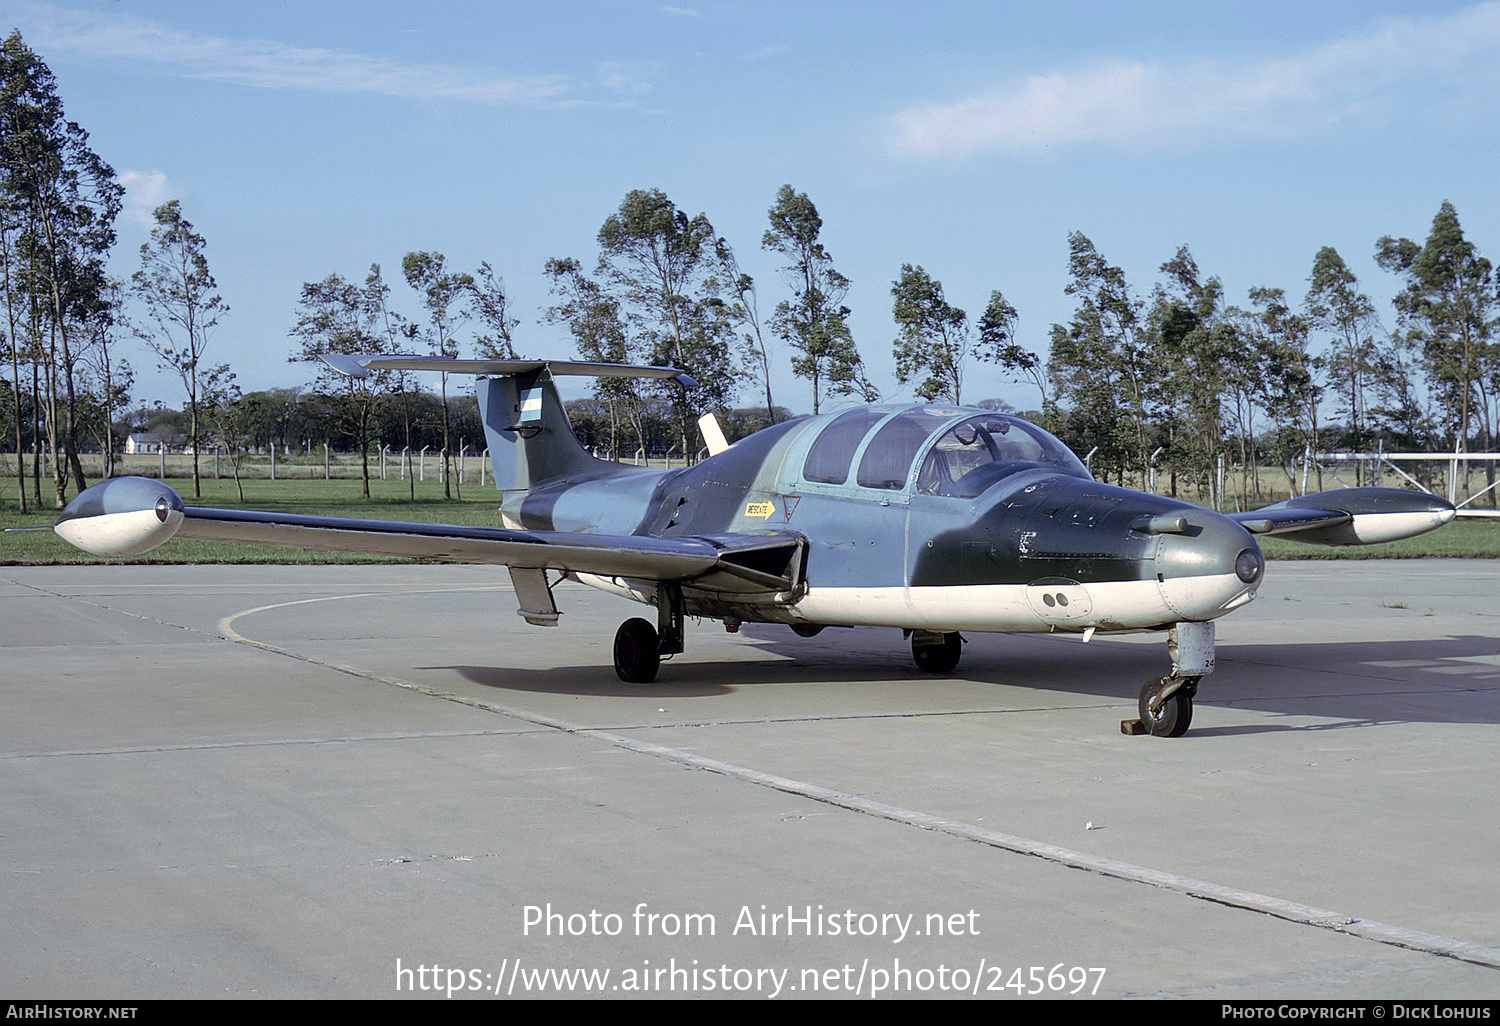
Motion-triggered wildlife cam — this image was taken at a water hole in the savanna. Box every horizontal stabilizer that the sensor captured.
[321,353,698,388]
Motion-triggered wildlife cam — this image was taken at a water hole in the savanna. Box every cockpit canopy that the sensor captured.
[801,407,1090,496]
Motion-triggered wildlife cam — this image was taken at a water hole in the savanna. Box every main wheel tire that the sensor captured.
[614,618,661,684]
[1139,677,1194,737]
[791,624,825,638]
[912,632,962,673]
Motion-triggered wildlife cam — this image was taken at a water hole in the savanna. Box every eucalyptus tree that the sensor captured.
[291,272,386,497]
[1,197,25,509]
[890,263,970,404]
[1,30,123,504]
[1047,233,1152,487]
[578,188,740,455]
[82,277,130,479]
[1305,247,1380,465]
[201,364,247,501]
[973,290,1049,409]
[402,250,472,498]
[763,184,871,413]
[132,200,226,499]
[467,260,518,359]
[716,240,777,424]
[1149,247,1240,506]
[363,263,419,498]
[544,256,642,458]
[1236,286,1322,493]
[1376,202,1498,456]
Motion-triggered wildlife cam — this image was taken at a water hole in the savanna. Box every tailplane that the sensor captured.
[322,355,696,495]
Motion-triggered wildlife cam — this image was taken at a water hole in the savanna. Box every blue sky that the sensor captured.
[6,0,1500,414]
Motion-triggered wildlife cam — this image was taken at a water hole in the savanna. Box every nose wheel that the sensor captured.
[1126,675,1198,737]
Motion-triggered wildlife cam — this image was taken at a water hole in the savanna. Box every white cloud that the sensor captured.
[16,4,572,106]
[118,169,176,229]
[597,60,659,98]
[888,2,1500,158]
[742,45,790,64]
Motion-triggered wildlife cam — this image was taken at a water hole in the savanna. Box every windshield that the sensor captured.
[915,414,1090,497]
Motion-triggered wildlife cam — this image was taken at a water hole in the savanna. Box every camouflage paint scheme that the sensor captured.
[51,358,1457,736]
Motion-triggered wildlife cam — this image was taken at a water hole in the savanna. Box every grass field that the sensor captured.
[3,470,1498,564]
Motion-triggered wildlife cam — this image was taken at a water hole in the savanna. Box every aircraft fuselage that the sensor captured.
[507,408,1263,636]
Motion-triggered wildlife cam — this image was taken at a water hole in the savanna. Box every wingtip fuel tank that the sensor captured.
[53,477,186,557]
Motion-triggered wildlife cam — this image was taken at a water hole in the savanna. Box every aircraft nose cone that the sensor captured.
[1153,511,1262,618]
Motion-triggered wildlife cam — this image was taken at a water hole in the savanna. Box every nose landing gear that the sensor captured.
[1120,621,1214,738]
[1127,675,1199,737]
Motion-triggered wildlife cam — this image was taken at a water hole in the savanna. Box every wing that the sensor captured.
[1228,486,1456,546]
[52,477,805,603]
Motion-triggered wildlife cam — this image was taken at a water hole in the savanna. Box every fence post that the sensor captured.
[380,445,388,480]
[159,446,165,478]
[420,446,428,481]
[459,442,468,484]
[324,442,330,480]
[480,448,488,486]
[270,441,276,481]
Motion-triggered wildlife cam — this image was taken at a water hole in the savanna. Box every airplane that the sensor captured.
[49,356,1458,737]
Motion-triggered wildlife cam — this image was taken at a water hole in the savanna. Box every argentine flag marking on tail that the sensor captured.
[519,387,544,422]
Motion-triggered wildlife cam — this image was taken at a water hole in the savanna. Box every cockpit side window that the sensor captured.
[802,408,887,484]
[855,408,957,490]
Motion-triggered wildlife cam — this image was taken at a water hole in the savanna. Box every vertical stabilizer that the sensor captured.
[477,367,625,496]
[319,354,691,497]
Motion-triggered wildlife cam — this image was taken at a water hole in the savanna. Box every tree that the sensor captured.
[1235,287,1322,494]
[201,365,247,502]
[1305,246,1379,466]
[1149,246,1240,506]
[1047,233,1151,487]
[1,31,123,505]
[972,289,1052,418]
[132,200,226,499]
[587,188,740,454]
[890,263,969,404]
[716,240,777,424]
[363,263,419,498]
[81,277,131,479]
[467,261,518,359]
[402,250,471,498]
[763,185,872,412]
[290,272,386,498]
[1377,202,1498,457]
[544,255,643,458]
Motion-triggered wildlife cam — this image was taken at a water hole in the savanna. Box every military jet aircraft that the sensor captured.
[51,357,1457,737]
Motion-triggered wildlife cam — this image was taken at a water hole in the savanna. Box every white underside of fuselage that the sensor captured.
[573,571,1256,634]
[791,574,1255,632]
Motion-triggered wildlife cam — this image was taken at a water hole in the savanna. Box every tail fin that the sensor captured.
[322,355,697,495]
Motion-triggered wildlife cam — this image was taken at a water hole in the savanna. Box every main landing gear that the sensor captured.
[612,583,684,684]
[1121,621,1216,738]
[910,630,963,673]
